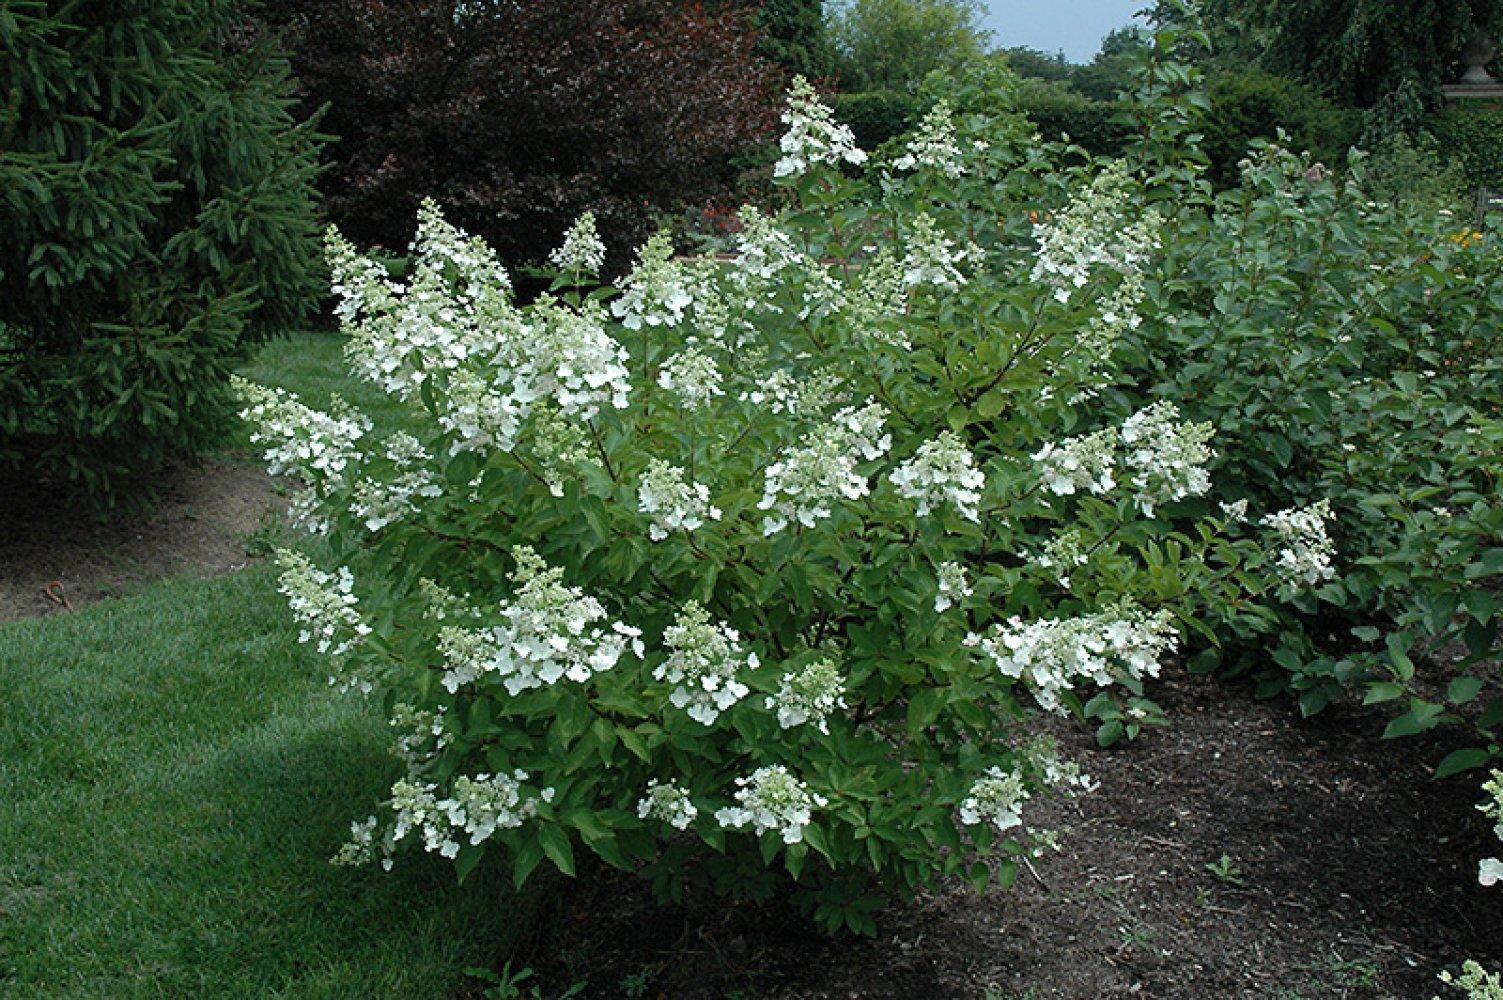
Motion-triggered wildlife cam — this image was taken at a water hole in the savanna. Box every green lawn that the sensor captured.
[0,332,526,998]
[235,329,415,430]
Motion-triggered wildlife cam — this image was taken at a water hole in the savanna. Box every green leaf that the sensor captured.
[540,825,576,877]
[1298,688,1330,717]
[976,389,1005,419]
[1447,676,1485,705]
[1363,682,1405,705]
[1383,702,1441,740]
[454,842,485,884]
[1434,747,1491,780]
[1385,633,1415,681]
[618,725,651,761]
[906,687,945,734]
[512,838,545,889]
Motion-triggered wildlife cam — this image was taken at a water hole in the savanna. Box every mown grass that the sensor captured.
[236,328,416,433]
[0,332,528,998]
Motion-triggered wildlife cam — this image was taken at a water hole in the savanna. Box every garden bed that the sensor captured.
[520,672,1503,998]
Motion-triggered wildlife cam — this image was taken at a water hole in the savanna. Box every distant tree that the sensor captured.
[1072,26,1148,101]
[1001,46,1073,84]
[753,0,832,76]
[0,0,324,509]
[262,0,783,266]
[1098,25,1149,59]
[828,0,990,93]
[1197,0,1501,106]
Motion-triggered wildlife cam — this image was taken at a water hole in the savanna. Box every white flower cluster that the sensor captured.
[841,249,912,349]
[959,766,1029,832]
[549,211,606,276]
[766,658,847,733]
[611,232,696,330]
[326,203,633,460]
[739,365,845,416]
[966,604,1178,713]
[1119,402,1215,516]
[1438,961,1503,1000]
[889,431,985,521]
[389,770,551,860]
[774,75,867,178]
[1261,498,1337,590]
[1027,735,1096,794]
[637,779,698,831]
[436,547,643,695]
[350,432,442,532]
[1031,163,1160,297]
[389,702,450,767]
[637,459,721,541]
[233,377,367,485]
[715,764,827,844]
[411,197,513,302]
[902,214,973,291]
[735,206,803,284]
[1033,406,1214,515]
[438,367,529,455]
[275,549,371,661]
[327,227,398,327]
[1031,527,1089,588]
[335,203,520,403]
[1069,268,1146,385]
[759,400,891,534]
[529,404,595,497]
[658,343,724,411]
[656,602,757,725]
[893,100,966,178]
[528,298,634,420]
[935,560,973,612]
[1220,498,1250,522]
[1033,428,1117,497]
[331,814,380,867]
[1476,771,1503,888]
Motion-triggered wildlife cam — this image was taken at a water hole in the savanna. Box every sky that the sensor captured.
[982,0,1146,63]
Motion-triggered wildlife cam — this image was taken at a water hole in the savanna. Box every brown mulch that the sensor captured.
[0,458,283,624]
[518,673,1503,999]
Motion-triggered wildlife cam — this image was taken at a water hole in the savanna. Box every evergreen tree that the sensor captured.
[755,0,832,77]
[0,0,324,509]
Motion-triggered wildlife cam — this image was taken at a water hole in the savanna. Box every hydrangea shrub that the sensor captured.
[239,82,1297,931]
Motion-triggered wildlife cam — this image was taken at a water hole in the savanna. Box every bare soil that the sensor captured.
[0,457,282,624]
[521,674,1503,999]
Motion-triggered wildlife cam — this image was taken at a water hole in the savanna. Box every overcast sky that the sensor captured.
[982,0,1146,63]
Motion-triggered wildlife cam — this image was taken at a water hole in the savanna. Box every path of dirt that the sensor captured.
[521,673,1503,999]
[0,458,283,624]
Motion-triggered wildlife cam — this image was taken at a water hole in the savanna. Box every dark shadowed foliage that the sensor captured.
[0,0,325,512]
[262,0,784,268]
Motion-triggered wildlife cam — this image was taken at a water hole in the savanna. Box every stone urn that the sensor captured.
[1460,29,1497,84]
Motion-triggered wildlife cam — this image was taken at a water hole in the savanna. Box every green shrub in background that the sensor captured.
[1431,106,1503,193]
[1118,139,1503,767]
[1201,69,1361,185]
[832,91,929,151]
[1013,79,1132,157]
[0,0,324,510]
